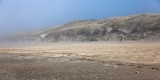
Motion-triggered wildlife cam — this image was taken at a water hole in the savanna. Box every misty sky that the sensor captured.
[0,0,160,34]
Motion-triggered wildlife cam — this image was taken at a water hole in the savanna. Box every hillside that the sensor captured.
[1,14,160,42]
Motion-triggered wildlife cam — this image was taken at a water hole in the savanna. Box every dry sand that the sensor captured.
[0,42,160,80]
[1,42,160,64]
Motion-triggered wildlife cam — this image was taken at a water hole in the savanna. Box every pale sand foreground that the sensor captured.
[0,42,160,64]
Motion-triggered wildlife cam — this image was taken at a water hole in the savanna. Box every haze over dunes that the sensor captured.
[1,14,160,42]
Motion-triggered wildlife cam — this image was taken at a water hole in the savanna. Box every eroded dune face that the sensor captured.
[1,14,160,42]
[43,14,160,42]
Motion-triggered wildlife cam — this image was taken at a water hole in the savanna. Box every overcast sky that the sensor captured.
[0,0,160,34]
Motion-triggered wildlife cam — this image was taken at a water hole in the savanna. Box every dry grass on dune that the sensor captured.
[0,42,160,64]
